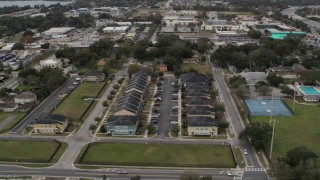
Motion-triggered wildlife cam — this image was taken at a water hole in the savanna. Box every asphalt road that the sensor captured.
[0,165,235,180]
[53,63,129,169]
[10,77,77,134]
[156,76,176,138]
[211,63,269,179]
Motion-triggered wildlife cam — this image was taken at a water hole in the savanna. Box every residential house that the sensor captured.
[18,103,34,112]
[106,116,138,135]
[159,64,168,72]
[82,71,105,82]
[14,92,37,104]
[187,106,216,119]
[114,71,149,117]
[186,97,213,106]
[33,114,68,134]
[0,103,18,112]
[181,72,208,84]
[187,116,219,136]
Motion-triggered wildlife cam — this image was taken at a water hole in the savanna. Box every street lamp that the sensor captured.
[269,118,278,160]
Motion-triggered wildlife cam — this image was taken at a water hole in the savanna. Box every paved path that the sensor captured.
[0,115,14,131]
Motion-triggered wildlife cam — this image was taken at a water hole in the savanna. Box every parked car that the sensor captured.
[154,102,161,106]
[172,106,179,109]
[244,149,248,155]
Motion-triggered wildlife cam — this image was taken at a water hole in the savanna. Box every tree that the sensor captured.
[257,85,271,95]
[247,29,261,39]
[89,124,97,130]
[23,30,34,37]
[218,120,229,129]
[171,124,180,134]
[131,176,141,180]
[146,123,155,134]
[11,42,25,50]
[102,101,108,107]
[213,103,226,112]
[281,86,294,97]
[239,121,272,149]
[200,176,212,180]
[127,64,141,77]
[272,147,320,180]
[41,42,50,49]
[249,47,276,71]
[100,125,107,133]
[267,73,284,87]
[180,171,199,180]
[196,38,210,54]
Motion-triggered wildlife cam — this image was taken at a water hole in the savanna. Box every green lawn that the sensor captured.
[251,100,320,159]
[53,82,106,121]
[79,143,235,168]
[0,112,26,134]
[219,11,253,15]
[181,63,208,74]
[0,140,61,162]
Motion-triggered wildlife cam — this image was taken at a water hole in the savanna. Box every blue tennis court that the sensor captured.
[245,99,292,116]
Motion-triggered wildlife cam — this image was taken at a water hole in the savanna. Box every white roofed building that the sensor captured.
[103,26,129,33]
[43,27,75,36]
[40,59,62,69]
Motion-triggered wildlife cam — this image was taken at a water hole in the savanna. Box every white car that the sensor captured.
[171,121,178,125]
[244,149,248,155]
[227,172,238,176]
[172,106,179,109]
[73,82,79,85]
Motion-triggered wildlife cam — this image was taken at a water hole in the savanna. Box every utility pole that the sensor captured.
[292,87,296,113]
[270,118,277,160]
[269,91,274,124]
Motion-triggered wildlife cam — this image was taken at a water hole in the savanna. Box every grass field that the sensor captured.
[53,82,105,121]
[0,140,61,162]
[251,100,320,159]
[181,63,208,74]
[79,143,235,168]
[219,11,253,15]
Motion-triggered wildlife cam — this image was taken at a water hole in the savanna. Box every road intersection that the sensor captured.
[0,61,271,179]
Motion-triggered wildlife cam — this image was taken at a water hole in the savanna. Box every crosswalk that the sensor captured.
[244,168,266,172]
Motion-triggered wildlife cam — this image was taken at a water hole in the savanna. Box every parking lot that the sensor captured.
[151,76,179,138]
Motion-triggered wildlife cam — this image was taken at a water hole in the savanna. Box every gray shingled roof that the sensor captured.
[35,113,67,125]
[108,116,138,126]
[181,73,208,83]
[187,116,219,127]
[187,106,215,115]
[186,97,213,105]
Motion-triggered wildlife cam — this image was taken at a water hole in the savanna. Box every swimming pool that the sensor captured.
[300,86,320,95]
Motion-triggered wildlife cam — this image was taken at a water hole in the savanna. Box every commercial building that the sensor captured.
[43,27,75,36]
[163,15,198,26]
[39,59,62,69]
[201,20,240,31]
[102,26,129,33]
[265,28,306,39]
